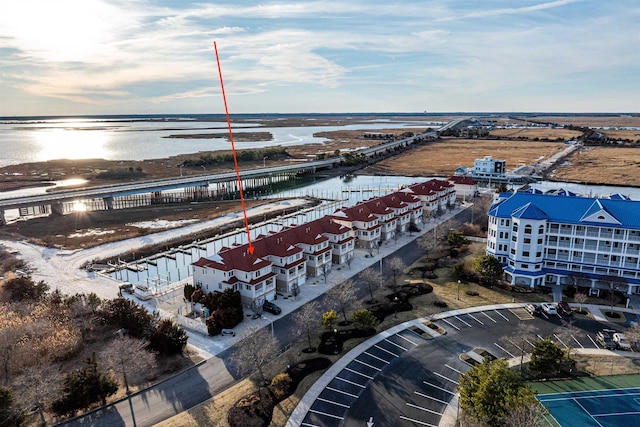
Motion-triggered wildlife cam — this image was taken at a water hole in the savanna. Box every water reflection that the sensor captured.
[35,128,109,161]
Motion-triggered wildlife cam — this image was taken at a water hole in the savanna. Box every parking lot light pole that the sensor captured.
[262,316,274,336]
[457,280,461,300]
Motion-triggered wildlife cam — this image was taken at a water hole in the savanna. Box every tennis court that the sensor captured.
[537,387,640,427]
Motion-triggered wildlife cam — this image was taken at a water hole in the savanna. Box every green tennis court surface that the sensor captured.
[537,387,640,427]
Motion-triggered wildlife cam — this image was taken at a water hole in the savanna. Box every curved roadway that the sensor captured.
[289,304,640,427]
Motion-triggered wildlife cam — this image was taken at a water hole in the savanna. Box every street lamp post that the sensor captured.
[457,280,461,300]
[262,316,274,336]
[263,156,268,167]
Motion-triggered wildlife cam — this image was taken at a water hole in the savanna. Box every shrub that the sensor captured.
[271,373,292,399]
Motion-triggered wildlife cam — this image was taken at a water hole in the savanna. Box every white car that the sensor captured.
[613,333,631,350]
[540,303,557,315]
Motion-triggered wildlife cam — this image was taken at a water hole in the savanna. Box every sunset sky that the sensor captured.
[1,0,638,116]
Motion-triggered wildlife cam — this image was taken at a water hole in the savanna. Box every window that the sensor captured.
[524,225,532,234]
[524,238,531,244]
[538,238,543,244]
[513,223,519,233]
[536,252,542,257]
[539,225,545,234]
[522,264,528,269]
[523,251,530,257]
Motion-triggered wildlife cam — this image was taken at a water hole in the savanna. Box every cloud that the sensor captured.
[0,0,637,114]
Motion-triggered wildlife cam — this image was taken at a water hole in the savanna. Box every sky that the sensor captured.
[0,0,638,116]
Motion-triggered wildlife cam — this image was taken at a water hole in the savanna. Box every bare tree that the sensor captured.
[321,262,331,284]
[293,301,320,352]
[574,293,588,314]
[360,267,382,304]
[553,324,582,361]
[100,336,157,392]
[11,357,63,426]
[505,323,538,376]
[502,401,548,427]
[325,280,359,325]
[387,256,407,288]
[625,323,640,350]
[230,326,279,384]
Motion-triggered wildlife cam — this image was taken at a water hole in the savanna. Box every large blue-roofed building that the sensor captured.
[486,192,640,296]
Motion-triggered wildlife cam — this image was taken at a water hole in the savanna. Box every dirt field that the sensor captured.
[361,138,566,176]
[530,115,640,128]
[552,146,640,186]
[489,128,583,140]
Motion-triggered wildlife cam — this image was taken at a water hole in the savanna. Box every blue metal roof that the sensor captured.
[489,193,640,229]
[511,202,549,220]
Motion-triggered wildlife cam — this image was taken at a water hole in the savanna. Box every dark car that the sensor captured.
[525,303,541,316]
[596,329,617,350]
[263,301,282,315]
[557,300,572,316]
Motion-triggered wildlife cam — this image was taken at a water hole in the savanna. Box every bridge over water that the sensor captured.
[0,122,461,225]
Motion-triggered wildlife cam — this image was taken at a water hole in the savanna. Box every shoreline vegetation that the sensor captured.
[0,114,638,193]
[162,131,273,141]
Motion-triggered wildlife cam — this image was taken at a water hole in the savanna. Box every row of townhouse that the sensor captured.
[486,191,640,296]
[191,179,456,307]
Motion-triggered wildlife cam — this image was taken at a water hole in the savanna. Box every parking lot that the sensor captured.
[292,304,639,427]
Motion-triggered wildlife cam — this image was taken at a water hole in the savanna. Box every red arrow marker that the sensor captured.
[214,41,255,254]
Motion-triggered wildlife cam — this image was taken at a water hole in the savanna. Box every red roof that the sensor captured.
[447,175,477,185]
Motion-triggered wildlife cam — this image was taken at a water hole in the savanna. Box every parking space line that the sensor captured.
[353,359,382,372]
[587,335,600,349]
[553,334,568,348]
[423,380,456,395]
[374,344,401,358]
[301,422,320,427]
[441,318,460,331]
[326,386,358,399]
[316,397,350,409]
[415,391,450,405]
[397,332,419,346]
[352,358,383,372]
[363,351,391,364]
[467,313,484,325]
[434,371,459,385]
[482,312,498,323]
[454,315,473,328]
[399,415,437,426]
[444,364,463,374]
[334,376,366,389]
[406,402,443,416]
[494,342,515,358]
[505,338,524,353]
[494,310,509,321]
[344,367,374,380]
[385,338,408,351]
[572,335,584,348]
[308,409,344,420]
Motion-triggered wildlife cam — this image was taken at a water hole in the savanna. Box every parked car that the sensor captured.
[263,301,282,315]
[540,303,557,315]
[525,304,541,316]
[221,329,236,337]
[612,333,631,350]
[557,300,572,316]
[596,329,617,349]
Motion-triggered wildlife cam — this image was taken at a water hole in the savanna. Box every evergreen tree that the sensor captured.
[473,254,504,285]
[458,358,537,426]
[149,319,188,355]
[529,338,565,379]
[52,353,118,416]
